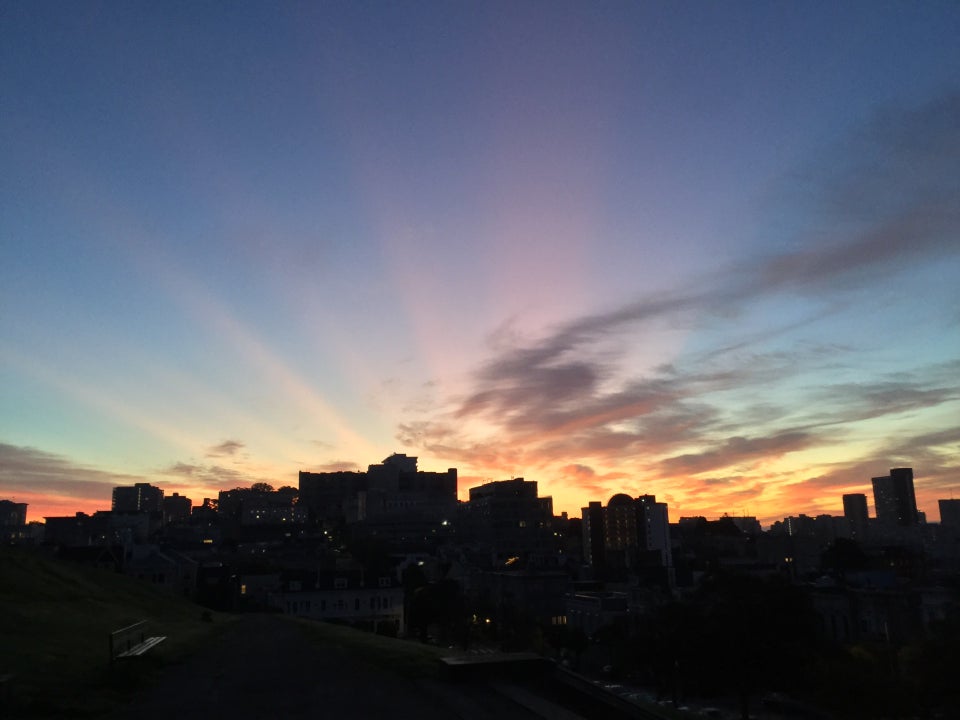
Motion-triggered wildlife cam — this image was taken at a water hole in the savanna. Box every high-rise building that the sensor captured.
[582,501,606,570]
[112,483,164,513]
[843,493,869,540]
[939,499,960,527]
[466,477,554,557]
[0,499,28,542]
[637,494,672,569]
[162,492,192,524]
[872,468,919,526]
[0,499,28,527]
[581,494,671,579]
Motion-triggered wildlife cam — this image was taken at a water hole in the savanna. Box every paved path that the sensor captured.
[109,615,552,720]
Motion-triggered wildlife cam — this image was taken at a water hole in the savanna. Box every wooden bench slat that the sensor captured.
[110,620,166,661]
[116,636,166,658]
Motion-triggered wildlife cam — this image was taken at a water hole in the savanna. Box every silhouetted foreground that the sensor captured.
[110,615,544,720]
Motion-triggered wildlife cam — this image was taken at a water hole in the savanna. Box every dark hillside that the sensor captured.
[0,548,225,717]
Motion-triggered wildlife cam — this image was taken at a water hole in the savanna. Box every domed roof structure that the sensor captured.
[608,493,634,507]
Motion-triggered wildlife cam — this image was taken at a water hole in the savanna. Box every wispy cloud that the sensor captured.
[399,92,960,520]
[658,431,819,476]
[0,442,141,512]
[159,459,272,490]
[206,439,245,457]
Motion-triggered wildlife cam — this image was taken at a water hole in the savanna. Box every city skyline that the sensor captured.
[2,3,959,524]
[16,460,953,535]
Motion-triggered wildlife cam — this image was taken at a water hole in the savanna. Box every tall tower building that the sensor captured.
[939,499,960,527]
[581,494,671,580]
[872,468,918,526]
[112,483,164,513]
[842,493,869,540]
[581,501,606,569]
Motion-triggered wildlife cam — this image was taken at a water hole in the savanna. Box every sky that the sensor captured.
[2,1,959,526]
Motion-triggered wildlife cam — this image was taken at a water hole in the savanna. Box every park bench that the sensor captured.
[109,620,166,662]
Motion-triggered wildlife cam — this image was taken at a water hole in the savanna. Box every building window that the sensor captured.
[378,576,391,588]
[334,577,347,589]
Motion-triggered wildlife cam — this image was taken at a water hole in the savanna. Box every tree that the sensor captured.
[406,577,466,645]
[250,482,274,493]
[694,572,818,720]
[901,606,960,715]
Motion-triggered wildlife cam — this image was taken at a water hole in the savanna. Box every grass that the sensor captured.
[0,547,230,717]
[289,617,451,679]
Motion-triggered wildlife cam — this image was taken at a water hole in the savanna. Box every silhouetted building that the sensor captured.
[780,514,816,537]
[582,501,606,572]
[192,498,219,521]
[939,499,960,527]
[298,470,366,525]
[299,454,457,535]
[162,492,192,524]
[0,499,27,527]
[218,486,306,526]
[638,495,672,569]
[581,494,671,582]
[843,493,870,540]
[729,516,762,535]
[362,454,457,522]
[465,478,554,560]
[0,499,29,543]
[872,468,919,526]
[44,512,96,546]
[112,483,164,513]
[104,510,155,544]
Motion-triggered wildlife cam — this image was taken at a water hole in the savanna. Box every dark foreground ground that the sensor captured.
[108,615,570,720]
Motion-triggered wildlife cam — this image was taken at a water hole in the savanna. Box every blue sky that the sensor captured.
[2,1,959,523]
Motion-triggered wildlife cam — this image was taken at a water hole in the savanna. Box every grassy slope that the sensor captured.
[0,547,228,717]
[290,617,450,679]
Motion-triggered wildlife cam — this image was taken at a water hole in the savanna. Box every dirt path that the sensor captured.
[109,615,542,719]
